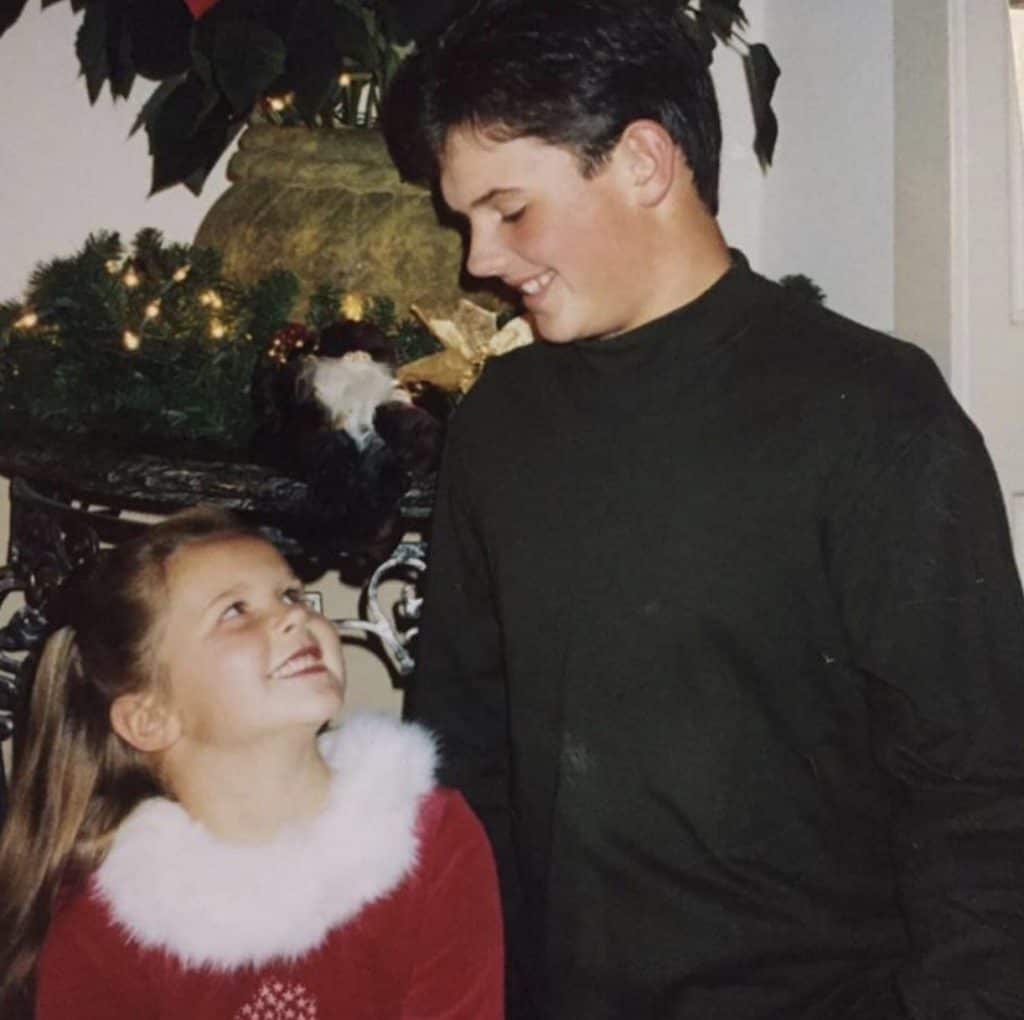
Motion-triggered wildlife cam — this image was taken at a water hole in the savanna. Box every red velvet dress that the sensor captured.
[36,717,504,1020]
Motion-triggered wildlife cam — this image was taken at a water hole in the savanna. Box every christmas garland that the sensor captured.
[0,229,440,457]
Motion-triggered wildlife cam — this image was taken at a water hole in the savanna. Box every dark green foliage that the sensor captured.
[364,297,440,364]
[0,229,445,453]
[743,43,781,171]
[0,230,281,452]
[307,282,345,332]
[5,1,778,194]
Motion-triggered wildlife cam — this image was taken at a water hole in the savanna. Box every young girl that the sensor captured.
[0,507,503,1019]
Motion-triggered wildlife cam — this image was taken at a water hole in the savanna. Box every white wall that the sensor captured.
[716,0,896,334]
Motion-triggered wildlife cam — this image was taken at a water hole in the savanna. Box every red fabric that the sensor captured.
[184,0,220,19]
[36,790,504,1020]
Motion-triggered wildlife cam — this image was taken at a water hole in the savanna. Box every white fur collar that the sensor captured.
[94,713,437,970]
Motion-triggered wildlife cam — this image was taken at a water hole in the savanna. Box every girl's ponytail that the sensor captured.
[0,627,140,1016]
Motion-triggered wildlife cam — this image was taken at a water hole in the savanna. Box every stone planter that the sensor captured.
[195,124,496,317]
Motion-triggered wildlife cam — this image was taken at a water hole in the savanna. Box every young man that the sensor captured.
[383,2,1024,1017]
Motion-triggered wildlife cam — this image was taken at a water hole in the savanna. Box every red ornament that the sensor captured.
[266,324,317,365]
[183,0,221,20]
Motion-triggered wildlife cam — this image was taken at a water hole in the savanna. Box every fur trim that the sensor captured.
[94,714,437,970]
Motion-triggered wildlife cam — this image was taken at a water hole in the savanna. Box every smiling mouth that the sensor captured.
[517,270,555,300]
[270,644,325,680]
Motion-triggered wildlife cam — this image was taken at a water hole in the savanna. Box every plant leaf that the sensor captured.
[699,0,747,44]
[286,0,344,121]
[209,18,287,114]
[130,76,184,136]
[332,0,375,69]
[0,0,31,40]
[75,0,110,104]
[106,4,137,100]
[147,75,241,194]
[743,41,780,170]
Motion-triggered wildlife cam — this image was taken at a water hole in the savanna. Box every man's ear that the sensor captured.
[110,691,181,753]
[616,119,679,207]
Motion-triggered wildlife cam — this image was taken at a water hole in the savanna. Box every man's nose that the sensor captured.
[466,227,507,279]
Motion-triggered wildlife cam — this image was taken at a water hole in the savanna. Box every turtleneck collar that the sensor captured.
[541,250,773,409]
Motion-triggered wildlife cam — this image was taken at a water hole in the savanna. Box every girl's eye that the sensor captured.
[282,587,305,606]
[501,207,526,224]
[220,600,247,621]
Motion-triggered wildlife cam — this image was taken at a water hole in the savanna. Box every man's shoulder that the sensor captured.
[752,278,955,419]
[447,341,555,431]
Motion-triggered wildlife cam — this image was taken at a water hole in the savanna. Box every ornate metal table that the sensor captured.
[0,431,431,820]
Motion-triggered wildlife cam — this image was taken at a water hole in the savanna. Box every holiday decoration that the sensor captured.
[398,300,534,394]
[0,229,440,455]
[252,317,445,569]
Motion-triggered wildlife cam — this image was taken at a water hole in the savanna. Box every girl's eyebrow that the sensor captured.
[202,583,247,613]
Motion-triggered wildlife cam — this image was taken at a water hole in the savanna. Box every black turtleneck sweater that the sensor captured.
[407,257,1024,1020]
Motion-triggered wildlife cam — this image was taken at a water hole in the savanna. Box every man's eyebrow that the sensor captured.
[470,187,522,209]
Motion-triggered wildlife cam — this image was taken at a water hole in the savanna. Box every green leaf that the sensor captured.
[209,19,287,114]
[287,0,345,121]
[147,75,243,194]
[130,77,184,137]
[331,0,375,71]
[743,42,780,170]
[698,0,747,44]
[75,0,110,104]
[106,5,137,100]
[0,0,31,40]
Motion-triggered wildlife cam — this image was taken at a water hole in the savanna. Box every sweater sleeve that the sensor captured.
[401,789,504,1020]
[36,884,153,1020]
[406,424,532,1002]
[829,373,1024,1018]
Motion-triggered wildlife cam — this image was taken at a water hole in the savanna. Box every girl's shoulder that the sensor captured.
[38,878,154,1012]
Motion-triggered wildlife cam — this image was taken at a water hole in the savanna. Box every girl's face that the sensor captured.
[155,535,346,752]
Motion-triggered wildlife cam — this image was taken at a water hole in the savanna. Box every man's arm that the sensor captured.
[407,430,538,1015]
[830,395,1024,1018]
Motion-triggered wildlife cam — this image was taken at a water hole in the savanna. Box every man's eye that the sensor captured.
[501,207,526,224]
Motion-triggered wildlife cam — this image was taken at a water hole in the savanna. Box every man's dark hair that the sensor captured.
[382,0,723,214]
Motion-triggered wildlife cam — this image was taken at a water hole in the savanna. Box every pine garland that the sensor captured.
[0,230,439,456]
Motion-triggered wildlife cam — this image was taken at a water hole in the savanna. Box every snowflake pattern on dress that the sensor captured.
[234,979,319,1019]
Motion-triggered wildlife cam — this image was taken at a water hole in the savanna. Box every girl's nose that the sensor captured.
[277,601,309,633]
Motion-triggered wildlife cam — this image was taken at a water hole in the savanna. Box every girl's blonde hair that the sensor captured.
[0,506,254,1017]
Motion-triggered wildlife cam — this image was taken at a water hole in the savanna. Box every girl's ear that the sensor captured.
[616,119,679,207]
[110,692,181,753]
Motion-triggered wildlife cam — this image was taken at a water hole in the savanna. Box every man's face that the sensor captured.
[440,128,652,343]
